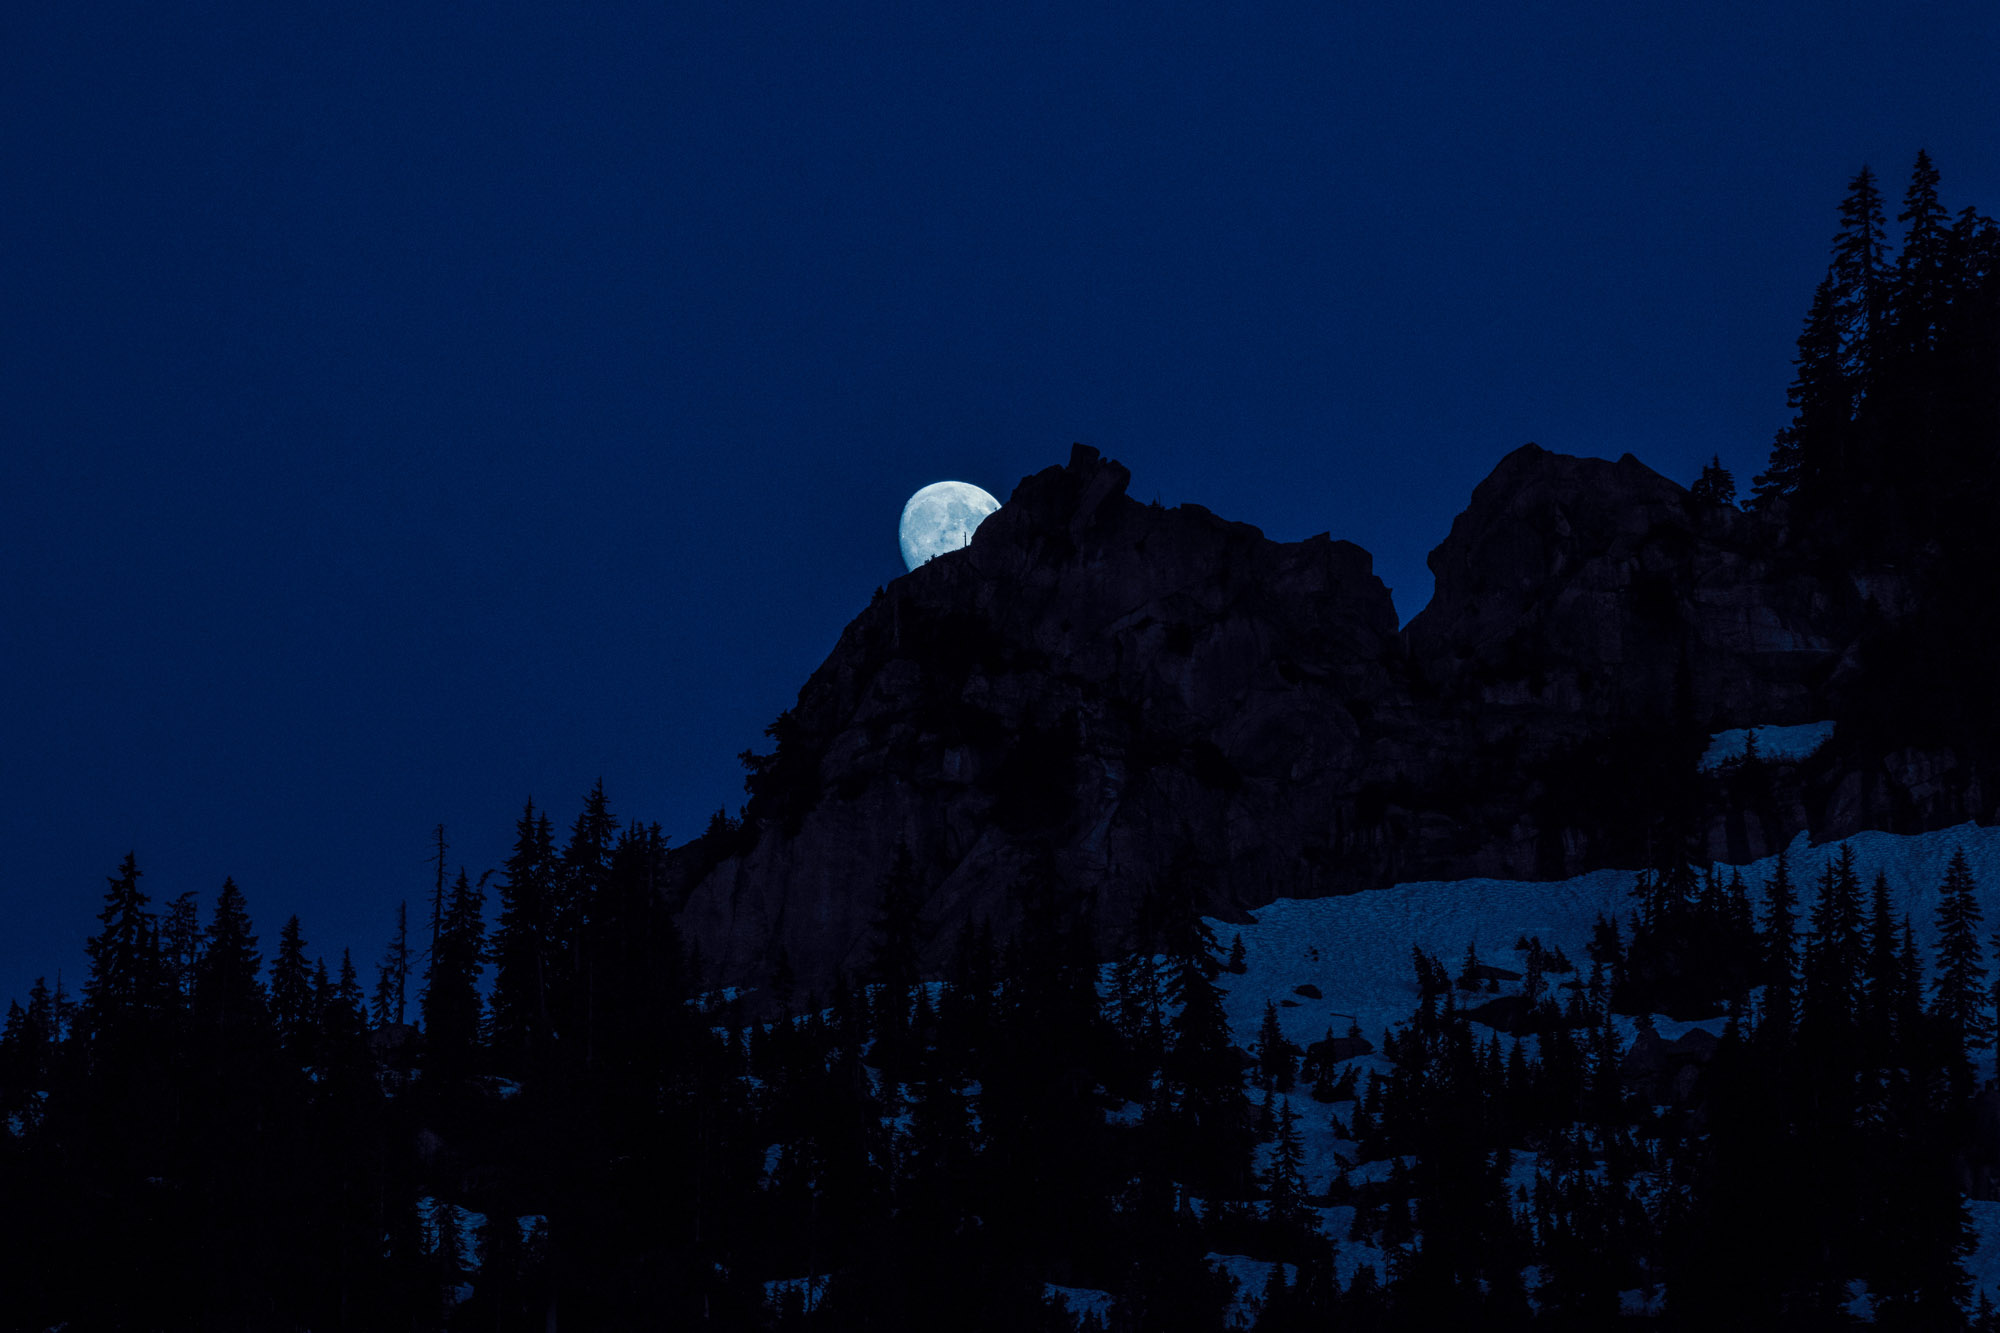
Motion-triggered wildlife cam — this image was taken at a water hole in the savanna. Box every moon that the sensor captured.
[899,481,1001,571]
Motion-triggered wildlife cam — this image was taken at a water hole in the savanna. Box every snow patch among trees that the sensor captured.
[1699,720,1837,770]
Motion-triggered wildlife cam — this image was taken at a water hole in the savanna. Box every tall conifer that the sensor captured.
[373,899,412,1029]
[1761,850,1799,1044]
[421,869,488,1080]
[1931,847,1988,1086]
[82,852,163,1040]
[270,915,315,1060]
[489,800,558,1072]
[1894,151,1952,360]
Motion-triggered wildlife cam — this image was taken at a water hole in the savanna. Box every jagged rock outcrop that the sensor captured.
[672,445,1418,1001]
[1408,445,1867,734]
[668,443,1997,1003]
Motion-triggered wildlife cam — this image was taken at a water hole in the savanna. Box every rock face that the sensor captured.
[672,445,1413,1000]
[667,443,1996,1003]
[1408,446,1859,735]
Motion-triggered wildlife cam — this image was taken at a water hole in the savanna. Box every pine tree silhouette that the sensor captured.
[372,898,411,1029]
[270,914,315,1061]
[1760,849,1799,1045]
[489,799,559,1074]
[421,869,488,1087]
[1931,847,1989,1091]
[82,852,164,1043]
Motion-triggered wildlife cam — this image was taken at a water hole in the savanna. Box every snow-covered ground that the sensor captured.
[1190,820,2000,1313]
[1206,1253,1295,1328]
[761,819,2000,1326]
[1699,720,1837,771]
[1045,1283,1115,1324]
[1212,821,2000,1081]
[765,1274,830,1313]
[1967,1200,2000,1310]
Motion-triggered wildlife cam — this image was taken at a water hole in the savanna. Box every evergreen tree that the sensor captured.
[1755,278,1846,504]
[1690,455,1737,507]
[373,899,412,1029]
[430,1197,468,1319]
[488,800,559,1072]
[270,914,315,1060]
[1761,850,1799,1044]
[194,876,265,1034]
[1931,847,1989,1087]
[1893,151,1952,357]
[1864,870,1901,1055]
[82,852,164,1042]
[1833,164,1891,397]
[330,951,369,1046]
[1263,1095,1312,1253]
[422,869,488,1083]
[556,782,619,1067]
[1255,1000,1296,1092]
[1161,902,1252,1199]
[17,977,55,1089]
[1803,846,1864,1032]
[162,889,203,1003]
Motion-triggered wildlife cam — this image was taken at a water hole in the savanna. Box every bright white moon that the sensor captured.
[899,481,1001,571]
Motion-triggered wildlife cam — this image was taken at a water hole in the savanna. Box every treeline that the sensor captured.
[1343,845,2000,1328]
[1745,150,1998,535]
[1703,150,2000,748]
[0,785,692,1329]
[11,777,2000,1330]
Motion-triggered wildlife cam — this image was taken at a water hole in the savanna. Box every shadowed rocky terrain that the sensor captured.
[668,443,1997,1002]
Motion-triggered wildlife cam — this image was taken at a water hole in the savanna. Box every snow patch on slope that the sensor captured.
[1699,720,1836,770]
[1045,1283,1115,1324]
[1966,1199,2000,1309]
[1212,821,2000,1068]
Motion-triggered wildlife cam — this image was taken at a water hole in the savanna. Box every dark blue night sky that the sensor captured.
[3,0,1995,999]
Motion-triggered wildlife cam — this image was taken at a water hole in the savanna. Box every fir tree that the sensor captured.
[422,869,488,1083]
[430,1196,468,1318]
[1931,847,1989,1086]
[1803,846,1864,1033]
[194,876,265,1034]
[270,914,315,1060]
[1892,149,1952,362]
[1690,455,1737,507]
[82,852,163,1041]
[1755,278,1846,504]
[1263,1096,1312,1253]
[162,889,203,1002]
[1832,164,1891,396]
[488,800,558,1072]
[1761,850,1799,1044]
[1160,887,1252,1199]
[373,898,412,1029]
[556,781,619,1067]
[1863,870,1901,1056]
[1256,1000,1296,1092]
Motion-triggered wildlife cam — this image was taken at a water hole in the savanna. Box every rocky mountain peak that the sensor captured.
[669,443,1997,1006]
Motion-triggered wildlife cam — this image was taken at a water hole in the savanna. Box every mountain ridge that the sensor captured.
[668,443,1995,1004]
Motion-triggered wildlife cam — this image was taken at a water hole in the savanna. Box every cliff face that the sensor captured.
[672,446,1413,998]
[669,443,1993,1002]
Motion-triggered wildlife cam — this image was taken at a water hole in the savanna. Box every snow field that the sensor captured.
[1699,720,1838,771]
[1202,820,2000,1313]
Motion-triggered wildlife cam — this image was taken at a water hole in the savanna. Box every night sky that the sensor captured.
[4,0,1996,1002]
